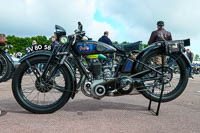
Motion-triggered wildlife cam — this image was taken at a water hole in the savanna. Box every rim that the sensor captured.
[142,54,183,97]
[19,62,66,107]
[0,54,8,79]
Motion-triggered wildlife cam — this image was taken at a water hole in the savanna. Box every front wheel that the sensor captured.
[12,56,72,113]
[137,50,189,102]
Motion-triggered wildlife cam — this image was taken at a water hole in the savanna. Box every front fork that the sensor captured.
[26,48,63,82]
[40,52,59,81]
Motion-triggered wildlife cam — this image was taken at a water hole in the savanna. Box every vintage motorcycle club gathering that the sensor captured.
[0,20,196,116]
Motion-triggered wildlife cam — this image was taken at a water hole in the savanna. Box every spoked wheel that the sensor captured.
[0,53,9,82]
[12,56,72,114]
[0,53,13,82]
[137,50,189,102]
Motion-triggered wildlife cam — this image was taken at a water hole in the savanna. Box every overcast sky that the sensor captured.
[0,0,199,54]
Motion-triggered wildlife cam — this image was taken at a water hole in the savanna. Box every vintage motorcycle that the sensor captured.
[0,34,15,82]
[12,22,191,113]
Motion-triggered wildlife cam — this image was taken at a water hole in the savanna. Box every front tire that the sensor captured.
[12,56,72,113]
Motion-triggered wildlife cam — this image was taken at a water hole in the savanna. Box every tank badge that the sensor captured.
[80,46,90,51]
[77,44,95,52]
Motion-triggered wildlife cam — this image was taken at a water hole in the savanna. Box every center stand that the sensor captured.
[148,54,165,116]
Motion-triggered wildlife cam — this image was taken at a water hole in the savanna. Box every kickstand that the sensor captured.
[148,54,165,116]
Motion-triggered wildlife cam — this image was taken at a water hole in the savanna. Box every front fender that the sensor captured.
[19,51,52,63]
[20,51,77,98]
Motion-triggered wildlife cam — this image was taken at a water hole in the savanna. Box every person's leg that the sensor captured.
[168,57,174,67]
[154,56,167,65]
[188,66,193,78]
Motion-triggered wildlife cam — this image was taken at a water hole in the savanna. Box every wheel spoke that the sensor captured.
[20,62,67,106]
[43,93,46,104]
[37,92,40,105]
[28,74,36,85]
[30,92,40,103]
[140,54,183,99]
[24,88,36,98]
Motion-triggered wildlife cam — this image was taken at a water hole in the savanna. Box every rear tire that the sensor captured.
[137,50,189,102]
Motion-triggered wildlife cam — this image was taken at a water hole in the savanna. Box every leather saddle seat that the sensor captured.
[114,41,142,52]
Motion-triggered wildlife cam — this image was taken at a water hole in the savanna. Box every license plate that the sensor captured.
[25,45,52,53]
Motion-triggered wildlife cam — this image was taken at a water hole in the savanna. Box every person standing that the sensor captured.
[98,31,113,46]
[32,40,37,46]
[51,35,56,48]
[32,40,37,51]
[0,34,7,45]
[148,21,172,45]
[186,49,194,78]
[186,49,194,63]
[98,31,113,64]
[148,21,172,64]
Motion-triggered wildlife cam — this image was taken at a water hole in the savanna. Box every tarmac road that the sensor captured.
[0,75,200,133]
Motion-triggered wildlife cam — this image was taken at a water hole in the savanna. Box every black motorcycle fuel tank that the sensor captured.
[75,40,116,55]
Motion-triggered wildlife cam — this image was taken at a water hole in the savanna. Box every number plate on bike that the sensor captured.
[25,45,52,53]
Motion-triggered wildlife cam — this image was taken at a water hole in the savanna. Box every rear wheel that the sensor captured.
[137,50,189,102]
[12,56,72,113]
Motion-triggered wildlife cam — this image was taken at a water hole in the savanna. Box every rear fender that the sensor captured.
[133,43,162,72]
[133,43,192,73]
[180,53,192,68]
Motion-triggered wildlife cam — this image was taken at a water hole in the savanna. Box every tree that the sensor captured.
[122,41,128,44]
[5,35,51,54]
[112,41,118,45]
[194,54,199,61]
[143,44,148,48]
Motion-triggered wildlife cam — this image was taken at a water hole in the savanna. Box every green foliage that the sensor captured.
[112,41,148,52]
[112,41,129,45]
[112,41,119,45]
[143,44,148,48]
[194,54,199,61]
[6,35,51,54]
[122,41,128,44]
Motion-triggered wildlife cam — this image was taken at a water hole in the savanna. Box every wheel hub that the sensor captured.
[35,79,53,93]
[162,67,173,84]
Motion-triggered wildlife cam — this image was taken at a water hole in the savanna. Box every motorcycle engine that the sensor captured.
[81,57,115,99]
[89,58,114,80]
[82,57,135,99]
[89,60,102,79]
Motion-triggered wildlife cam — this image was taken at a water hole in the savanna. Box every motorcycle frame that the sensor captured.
[43,44,165,88]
